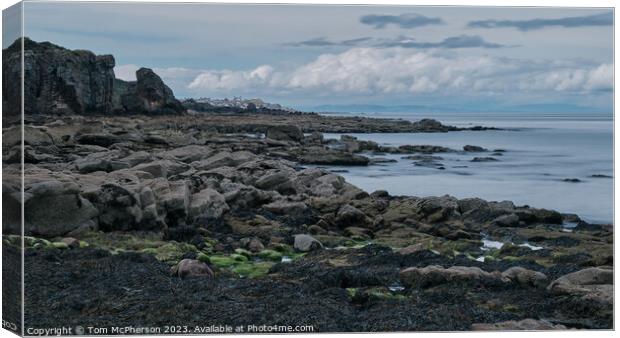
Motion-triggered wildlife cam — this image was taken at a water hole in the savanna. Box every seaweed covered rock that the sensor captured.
[471,319,566,330]
[400,265,508,288]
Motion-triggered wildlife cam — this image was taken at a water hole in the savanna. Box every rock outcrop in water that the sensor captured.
[2,38,184,116]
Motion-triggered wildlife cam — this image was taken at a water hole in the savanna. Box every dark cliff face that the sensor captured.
[113,67,185,115]
[2,38,184,116]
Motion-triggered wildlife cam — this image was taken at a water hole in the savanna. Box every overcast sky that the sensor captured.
[11,2,615,112]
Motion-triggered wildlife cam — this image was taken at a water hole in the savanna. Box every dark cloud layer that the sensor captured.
[378,35,506,49]
[468,11,613,31]
[283,37,372,47]
[360,13,444,29]
[284,35,507,49]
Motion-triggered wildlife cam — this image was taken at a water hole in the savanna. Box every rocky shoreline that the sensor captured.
[2,112,613,331]
[2,38,612,332]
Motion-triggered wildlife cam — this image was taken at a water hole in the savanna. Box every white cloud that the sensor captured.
[584,64,613,91]
[125,48,613,99]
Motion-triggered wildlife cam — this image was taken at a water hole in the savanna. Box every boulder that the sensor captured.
[263,200,309,216]
[492,213,520,227]
[188,188,229,222]
[3,126,55,147]
[91,183,145,231]
[75,133,122,147]
[131,160,189,178]
[221,182,277,209]
[471,157,498,162]
[74,150,128,173]
[171,259,214,278]
[60,237,80,248]
[6,146,57,164]
[308,224,328,235]
[156,180,191,226]
[24,180,98,237]
[463,145,486,152]
[295,170,346,197]
[254,171,295,194]
[191,151,257,171]
[294,234,323,252]
[240,237,265,253]
[501,267,548,288]
[265,125,303,142]
[397,144,451,154]
[304,131,323,144]
[416,195,460,223]
[411,119,457,132]
[399,265,508,288]
[119,151,152,167]
[397,243,426,255]
[344,226,373,240]
[298,147,369,166]
[547,267,613,304]
[517,208,563,225]
[336,204,368,227]
[161,145,214,163]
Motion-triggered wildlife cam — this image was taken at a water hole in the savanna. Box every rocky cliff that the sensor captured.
[2,38,184,116]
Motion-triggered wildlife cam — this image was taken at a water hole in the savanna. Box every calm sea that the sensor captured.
[319,112,613,224]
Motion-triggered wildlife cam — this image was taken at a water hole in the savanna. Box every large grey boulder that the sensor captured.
[263,200,309,216]
[415,195,461,223]
[161,145,215,163]
[294,234,323,252]
[221,182,277,209]
[131,160,189,178]
[24,180,98,237]
[74,150,129,173]
[191,151,257,171]
[547,267,613,304]
[265,125,303,142]
[254,171,295,194]
[91,183,144,231]
[501,266,548,288]
[188,188,229,222]
[298,147,370,166]
[336,204,368,227]
[154,180,191,226]
[3,126,55,147]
